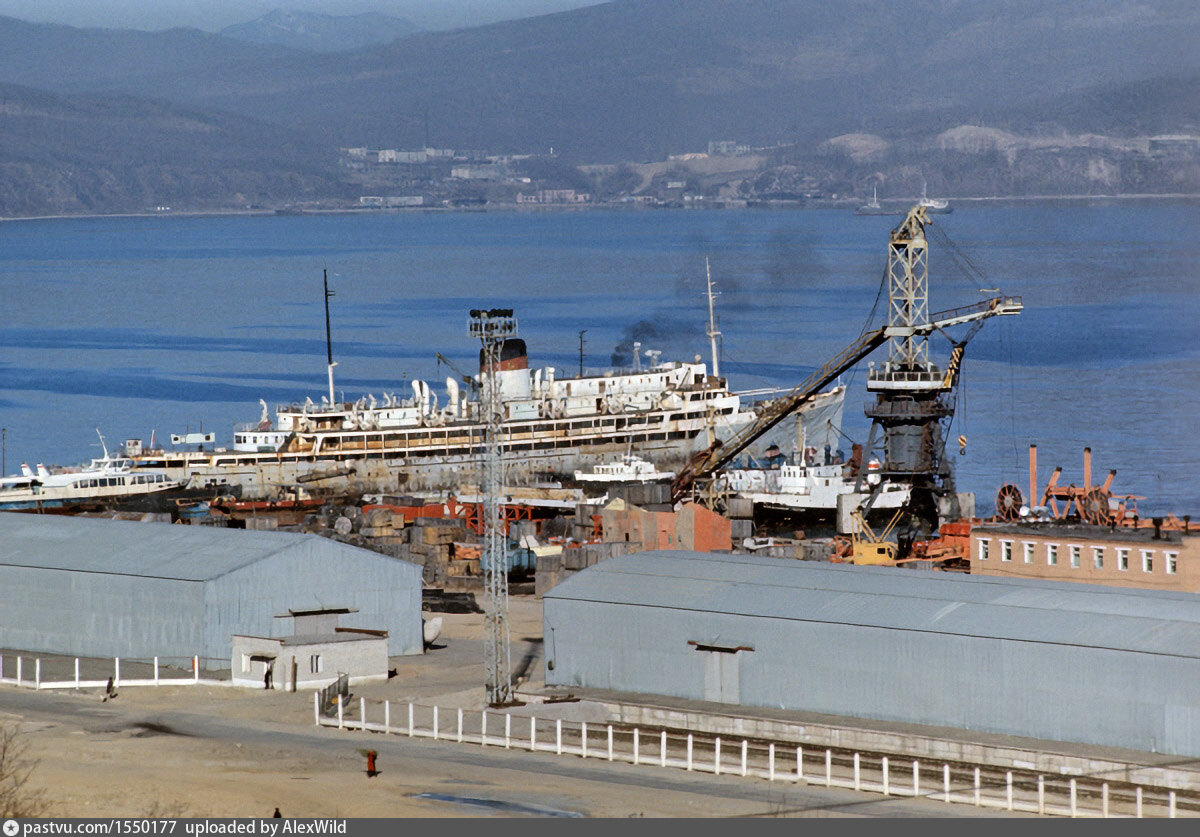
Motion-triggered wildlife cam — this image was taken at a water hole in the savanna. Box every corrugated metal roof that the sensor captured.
[545,550,1200,659]
[0,513,353,582]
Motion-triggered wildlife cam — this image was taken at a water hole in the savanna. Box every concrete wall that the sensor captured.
[544,584,1200,758]
[601,503,731,553]
[677,503,732,552]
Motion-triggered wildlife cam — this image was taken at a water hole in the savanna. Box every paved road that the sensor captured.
[0,686,1025,818]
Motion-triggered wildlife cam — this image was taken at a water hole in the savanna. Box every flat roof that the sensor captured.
[975,521,1189,545]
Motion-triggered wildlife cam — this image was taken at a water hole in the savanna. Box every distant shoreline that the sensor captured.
[2,192,1198,224]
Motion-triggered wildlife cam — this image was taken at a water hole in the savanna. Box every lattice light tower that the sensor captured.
[863,206,956,529]
[469,308,516,706]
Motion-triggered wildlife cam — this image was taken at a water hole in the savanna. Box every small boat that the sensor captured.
[855,185,895,216]
[573,454,674,484]
[0,431,184,513]
[918,182,952,214]
[211,485,323,525]
[717,458,911,516]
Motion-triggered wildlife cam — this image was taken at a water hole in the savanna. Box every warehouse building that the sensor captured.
[543,550,1200,758]
[0,514,423,667]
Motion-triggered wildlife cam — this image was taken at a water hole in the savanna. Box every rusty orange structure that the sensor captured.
[996,444,1149,527]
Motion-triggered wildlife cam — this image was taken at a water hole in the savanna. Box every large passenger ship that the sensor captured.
[121,314,844,500]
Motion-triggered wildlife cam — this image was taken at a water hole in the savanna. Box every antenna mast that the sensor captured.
[705,257,721,378]
[323,269,338,405]
[469,308,517,706]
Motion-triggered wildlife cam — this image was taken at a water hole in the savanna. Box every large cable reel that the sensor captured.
[1080,487,1113,525]
[995,484,1024,521]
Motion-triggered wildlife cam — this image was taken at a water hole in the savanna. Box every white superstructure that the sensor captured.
[122,320,846,501]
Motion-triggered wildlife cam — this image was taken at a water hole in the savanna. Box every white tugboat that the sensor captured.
[574,453,674,484]
[0,431,183,513]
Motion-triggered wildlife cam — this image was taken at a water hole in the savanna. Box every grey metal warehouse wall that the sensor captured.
[0,564,205,660]
[203,535,424,660]
[0,515,423,666]
[543,551,1200,758]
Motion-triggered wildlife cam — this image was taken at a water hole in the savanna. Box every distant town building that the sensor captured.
[359,195,424,207]
[1148,136,1200,158]
[516,189,590,205]
[377,149,430,164]
[707,140,750,155]
[451,165,503,180]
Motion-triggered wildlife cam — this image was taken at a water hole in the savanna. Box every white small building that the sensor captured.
[232,607,390,690]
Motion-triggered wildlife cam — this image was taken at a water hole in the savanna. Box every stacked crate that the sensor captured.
[358,506,407,545]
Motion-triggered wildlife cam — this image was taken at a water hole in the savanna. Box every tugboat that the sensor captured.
[573,453,674,484]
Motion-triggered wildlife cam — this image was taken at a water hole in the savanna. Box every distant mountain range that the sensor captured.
[0,0,1195,215]
[219,9,422,53]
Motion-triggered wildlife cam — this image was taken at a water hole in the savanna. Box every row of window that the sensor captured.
[71,473,170,488]
[978,539,1178,575]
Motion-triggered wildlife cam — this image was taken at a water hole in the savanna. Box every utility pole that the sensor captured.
[469,308,517,706]
[578,330,587,377]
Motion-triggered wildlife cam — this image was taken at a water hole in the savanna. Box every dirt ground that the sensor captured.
[4,597,574,818]
[3,597,1008,819]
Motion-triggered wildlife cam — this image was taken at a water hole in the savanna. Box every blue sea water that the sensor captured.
[1,202,1197,515]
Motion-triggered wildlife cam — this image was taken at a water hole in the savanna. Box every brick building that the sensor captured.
[970,521,1198,593]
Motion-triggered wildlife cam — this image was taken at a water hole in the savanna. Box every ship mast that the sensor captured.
[705,257,721,379]
[323,269,338,406]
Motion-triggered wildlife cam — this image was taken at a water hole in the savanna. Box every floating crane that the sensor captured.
[672,205,1023,527]
[859,206,1022,535]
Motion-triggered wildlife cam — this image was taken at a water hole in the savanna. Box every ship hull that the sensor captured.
[131,387,844,501]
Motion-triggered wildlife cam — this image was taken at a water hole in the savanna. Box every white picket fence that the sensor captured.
[0,653,231,689]
[316,695,1195,819]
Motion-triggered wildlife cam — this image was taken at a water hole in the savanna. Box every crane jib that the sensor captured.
[671,327,889,500]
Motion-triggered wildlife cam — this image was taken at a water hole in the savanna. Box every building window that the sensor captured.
[1166,552,1178,575]
[1023,542,1035,564]
[1117,548,1129,571]
[1092,547,1104,570]
[1047,544,1058,566]
[1001,541,1013,562]
[1069,545,1081,569]
[1142,550,1154,573]
[310,654,323,674]
[978,540,989,561]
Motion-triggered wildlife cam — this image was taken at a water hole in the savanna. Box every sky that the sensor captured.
[0,0,604,31]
